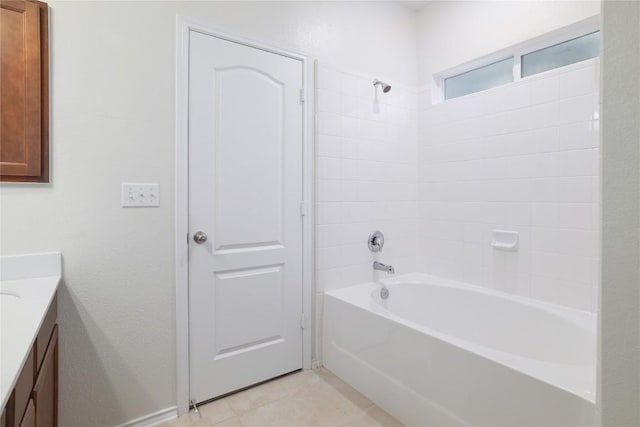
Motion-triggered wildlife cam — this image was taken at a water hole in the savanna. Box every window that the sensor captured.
[435,18,600,103]
[444,57,514,100]
[521,31,600,78]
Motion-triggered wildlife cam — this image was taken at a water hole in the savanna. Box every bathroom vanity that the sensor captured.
[0,253,61,427]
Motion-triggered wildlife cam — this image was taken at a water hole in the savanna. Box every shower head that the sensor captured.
[373,79,391,93]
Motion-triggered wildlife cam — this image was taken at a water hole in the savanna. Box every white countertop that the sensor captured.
[0,253,61,410]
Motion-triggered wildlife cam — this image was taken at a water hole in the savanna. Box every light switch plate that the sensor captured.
[121,183,160,207]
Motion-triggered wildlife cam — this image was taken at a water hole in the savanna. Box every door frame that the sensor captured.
[175,16,314,415]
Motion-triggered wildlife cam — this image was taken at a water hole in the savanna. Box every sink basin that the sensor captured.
[0,290,20,299]
[0,291,21,312]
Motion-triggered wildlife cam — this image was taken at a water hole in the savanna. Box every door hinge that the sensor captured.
[300,313,307,330]
[299,201,307,217]
[299,88,305,103]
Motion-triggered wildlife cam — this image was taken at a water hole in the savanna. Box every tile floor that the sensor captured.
[162,367,403,427]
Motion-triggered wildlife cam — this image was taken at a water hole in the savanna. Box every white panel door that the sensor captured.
[188,30,304,403]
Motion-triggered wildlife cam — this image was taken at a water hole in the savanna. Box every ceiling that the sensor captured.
[397,1,432,11]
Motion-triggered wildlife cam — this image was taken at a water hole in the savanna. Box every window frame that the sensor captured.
[432,15,600,103]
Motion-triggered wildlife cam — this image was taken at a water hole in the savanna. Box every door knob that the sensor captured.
[193,231,208,244]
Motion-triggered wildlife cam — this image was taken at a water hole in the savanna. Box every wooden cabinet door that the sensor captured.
[32,326,57,427]
[17,401,33,427]
[0,0,48,182]
[13,350,34,427]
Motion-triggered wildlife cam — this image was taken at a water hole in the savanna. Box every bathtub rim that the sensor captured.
[324,272,597,404]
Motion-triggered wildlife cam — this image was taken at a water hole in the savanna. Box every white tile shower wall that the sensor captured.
[417,59,600,312]
[315,63,419,359]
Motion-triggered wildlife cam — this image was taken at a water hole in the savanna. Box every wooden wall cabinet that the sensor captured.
[2,296,57,427]
[0,0,49,182]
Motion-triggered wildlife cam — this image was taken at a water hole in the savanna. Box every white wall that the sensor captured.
[600,0,640,424]
[314,64,419,359]
[417,0,600,86]
[417,60,600,312]
[0,2,418,425]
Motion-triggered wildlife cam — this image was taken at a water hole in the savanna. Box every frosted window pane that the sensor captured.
[444,58,514,100]
[522,31,600,78]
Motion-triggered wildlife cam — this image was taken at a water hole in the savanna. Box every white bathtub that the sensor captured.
[323,273,596,426]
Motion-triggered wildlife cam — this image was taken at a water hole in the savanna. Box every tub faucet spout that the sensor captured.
[373,261,395,274]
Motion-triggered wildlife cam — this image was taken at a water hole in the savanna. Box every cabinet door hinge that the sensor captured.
[300,313,307,330]
[299,201,307,217]
[299,88,305,103]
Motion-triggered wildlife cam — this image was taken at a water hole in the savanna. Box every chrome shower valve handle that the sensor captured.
[368,231,385,252]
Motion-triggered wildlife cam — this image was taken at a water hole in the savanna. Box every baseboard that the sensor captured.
[116,406,178,427]
[311,358,323,369]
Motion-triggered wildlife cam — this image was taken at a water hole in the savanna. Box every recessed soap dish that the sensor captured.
[491,230,519,251]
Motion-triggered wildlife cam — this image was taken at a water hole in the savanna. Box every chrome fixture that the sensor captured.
[373,79,391,93]
[373,261,395,275]
[368,230,385,252]
[373,261,393,300]
[193,231,208,244]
